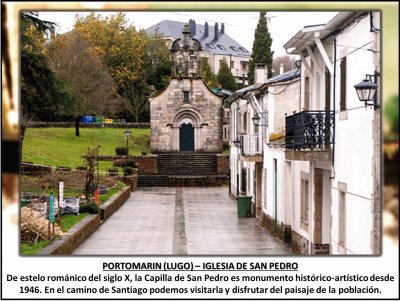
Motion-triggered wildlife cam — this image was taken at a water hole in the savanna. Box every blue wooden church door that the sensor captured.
[180,123,194,151]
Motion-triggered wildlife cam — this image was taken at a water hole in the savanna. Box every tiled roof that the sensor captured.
[146,20,251,57]
[236,83,263,95]
[224,69,300,105]
[265,68,300,85]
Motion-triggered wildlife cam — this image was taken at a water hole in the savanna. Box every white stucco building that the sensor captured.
[283,11,381,255]
[227,11,381,255]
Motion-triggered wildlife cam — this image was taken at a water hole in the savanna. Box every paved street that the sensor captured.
[73,187,292,255]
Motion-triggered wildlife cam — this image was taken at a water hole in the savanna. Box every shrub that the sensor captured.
[126,160,137,168]
[107,168,118,177]
[80,201,100,214]
[113,159,125,167]
[123,167,134,175]
[141,151,147,156]
[115,147,128,156]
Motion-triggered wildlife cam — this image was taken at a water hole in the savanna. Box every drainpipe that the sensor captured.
[330,33,337,179]
[236,100,240,197]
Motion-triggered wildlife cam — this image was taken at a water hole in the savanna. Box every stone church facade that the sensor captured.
[150,24,223,153]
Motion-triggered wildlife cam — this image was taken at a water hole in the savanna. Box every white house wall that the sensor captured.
[262,76,307,247]
[331,189,373,254]
[298,13,377,254]
[330,14,376,254]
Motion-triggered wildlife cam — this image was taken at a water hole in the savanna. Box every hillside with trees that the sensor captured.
[21,12,171,122]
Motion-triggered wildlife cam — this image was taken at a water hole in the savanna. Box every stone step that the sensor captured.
[137,175,173,187]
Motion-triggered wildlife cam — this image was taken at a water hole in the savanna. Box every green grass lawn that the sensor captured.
[56,213,89,232]
[22,127,150,171]
[20,240,53,255]
[100,181,125,204]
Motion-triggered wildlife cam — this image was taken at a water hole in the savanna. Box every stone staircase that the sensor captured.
[157,153,217,175]
[137,175,173,187]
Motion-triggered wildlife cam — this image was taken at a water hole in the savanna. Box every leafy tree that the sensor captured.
[144,29,171,92]
[74,13,147,95]
[47,32,118,117]
[217,58,238,91]
[248,12,274,84]
[384,95,399,142]
[122,79,150,123]
[21,12,77,121]
[201,57,218,89]
[73,13,158,122]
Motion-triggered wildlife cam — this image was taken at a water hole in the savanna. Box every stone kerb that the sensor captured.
[21,162,52,175]
[37,214,101,255]
[37,186,131,255]
[100,186,131,221]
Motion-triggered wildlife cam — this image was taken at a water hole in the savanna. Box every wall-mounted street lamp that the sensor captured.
[124,128,131,168]
[232,139,241,147]
[252,112,268,126]
[354,72,380,109]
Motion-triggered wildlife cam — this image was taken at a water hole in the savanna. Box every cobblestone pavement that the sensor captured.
[73,187,292,255]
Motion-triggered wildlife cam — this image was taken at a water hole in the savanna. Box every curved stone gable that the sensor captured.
[150,79,223,153]
[150,24,223,154]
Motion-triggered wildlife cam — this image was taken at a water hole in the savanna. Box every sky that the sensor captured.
[38,11,338,57]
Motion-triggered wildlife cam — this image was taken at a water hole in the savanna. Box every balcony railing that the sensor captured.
[285,110,334,151]
[241,133,262,156]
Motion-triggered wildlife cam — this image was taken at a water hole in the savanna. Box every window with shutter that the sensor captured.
[340,57,347,111]
[304,77,310,110]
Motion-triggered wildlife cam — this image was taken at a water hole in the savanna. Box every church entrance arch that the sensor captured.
[172,109,203,152]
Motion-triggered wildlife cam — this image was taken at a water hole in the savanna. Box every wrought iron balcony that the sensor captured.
[241,133,262,156]
[285,110,334,151]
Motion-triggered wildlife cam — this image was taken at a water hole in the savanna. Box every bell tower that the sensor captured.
[171,23,202,79]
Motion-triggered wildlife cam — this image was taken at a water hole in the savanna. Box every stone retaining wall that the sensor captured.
[311,243,330,255]
[216,154,229,175]
[100,186,131,221]
[259,212,283,238]
[135,155,158,175]
[21,162,52,175]
[99,155,158,175]
[38,214,100,255]
[291,229,309,255]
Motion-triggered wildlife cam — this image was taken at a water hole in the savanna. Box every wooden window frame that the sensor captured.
[337,182,347,253]
[300,171,309,231]
[340,57,347,112]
